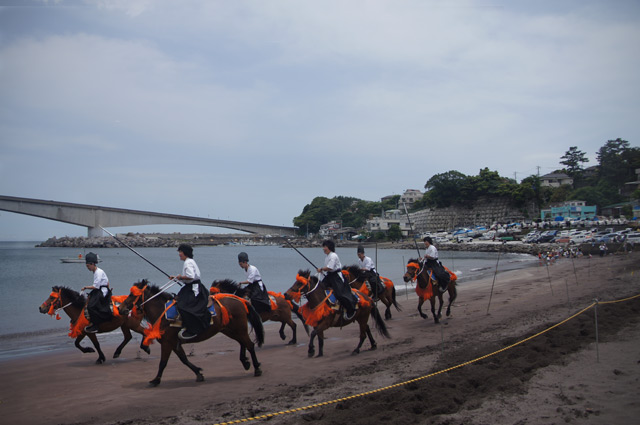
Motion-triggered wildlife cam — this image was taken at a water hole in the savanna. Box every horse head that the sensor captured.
[39,286,85,316]
[342,265,363,285]
[285,270,316,303]
[403,259,422,283]
[118,279,150,316]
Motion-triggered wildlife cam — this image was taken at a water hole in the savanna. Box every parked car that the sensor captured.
[597,233,621,243]
[536,230,558,243]
[570,234,592,244]
[456,235,473,243]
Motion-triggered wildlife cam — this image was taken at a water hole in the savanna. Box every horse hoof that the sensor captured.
[242,360,251,371]
[316,353,323,358]
[279,333,286,341]
[95,358,105,365]
[254,369,262,377]
[196,374,205,382]
[148,379,161,387]
[370,344,377,351]
[351,349,360,355]
[142,346,151,355]
[308,351,315,358]
[287,340,296,346]
[85,348,96,353]
[113,352,121,359]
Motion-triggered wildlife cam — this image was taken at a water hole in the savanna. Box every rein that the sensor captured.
[406,262,425,283]
[48,289,74,319]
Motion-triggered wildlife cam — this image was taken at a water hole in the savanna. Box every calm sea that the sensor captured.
[0,241,537,361]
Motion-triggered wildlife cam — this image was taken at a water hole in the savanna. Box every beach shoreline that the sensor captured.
[0,254,638,425]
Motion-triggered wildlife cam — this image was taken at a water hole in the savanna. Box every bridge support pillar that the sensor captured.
[88,227,104,238]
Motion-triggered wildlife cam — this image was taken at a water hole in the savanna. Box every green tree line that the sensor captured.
[294,138,639,235]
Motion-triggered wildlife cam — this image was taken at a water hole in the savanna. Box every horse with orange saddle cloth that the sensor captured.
[210,279,309,345]
[403,259,458,324]
[341,265,402,320]
[117,279,264,387]
[285,270,390,358]
[39,286,151,364]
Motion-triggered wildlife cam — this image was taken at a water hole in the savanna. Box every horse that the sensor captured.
[402,259,457,324]
[118,279,264,387]
[38,286,151,364]
[210,279,309,345]
[341,265,402,320]
[285,270,390,358]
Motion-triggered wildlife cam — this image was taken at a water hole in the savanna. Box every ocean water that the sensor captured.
[0,241,537,361]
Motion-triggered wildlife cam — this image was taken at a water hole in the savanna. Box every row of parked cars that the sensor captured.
[523,228,640,244]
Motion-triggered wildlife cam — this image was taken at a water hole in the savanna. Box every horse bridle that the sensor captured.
[405,261,426,282]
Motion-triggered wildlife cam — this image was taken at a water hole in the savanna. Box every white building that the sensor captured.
[366,209,412,236]
[399,189,424,208]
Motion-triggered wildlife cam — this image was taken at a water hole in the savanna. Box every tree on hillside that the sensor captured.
[596,138,640,186]
[560,146,589,183]
[423,170,469,208]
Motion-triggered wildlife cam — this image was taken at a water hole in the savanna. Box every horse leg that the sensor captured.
[278,322,287,341]
[86,333,106,364]
[436,295,444,319]
[316,329,325,358]
[74,335,96,354]
[222,329,262,377]
[430,298,439,324]
[173,342,205,383]
[352,313,373,355]
[308,329,317,357]
[130,321,151,355]
[284,318,297,345]
[149,340,173,387]
[417,297,428,319]
[113,326,132,358]
[446,285,457,317]
[382,295,392,320]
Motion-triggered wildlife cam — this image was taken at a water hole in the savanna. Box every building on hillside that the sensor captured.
[540,200,596,221]
[366,209,412,236]
[319,220,341,238]
[540,172,573,187]
[399,189,424,209]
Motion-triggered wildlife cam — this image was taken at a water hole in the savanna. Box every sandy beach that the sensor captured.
[1,253,638,425]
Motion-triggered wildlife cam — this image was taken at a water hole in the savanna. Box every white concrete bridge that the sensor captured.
[0,195,297,237]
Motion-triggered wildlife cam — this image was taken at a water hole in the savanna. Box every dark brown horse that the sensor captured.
[118,279,264,387]
[210,279,309,345]
[38,286,150,364]
[341,265,402,320]
[285,270,390,357]
[402,259,458,324]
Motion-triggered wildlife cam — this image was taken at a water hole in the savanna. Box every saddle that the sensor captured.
[166,298,218,328]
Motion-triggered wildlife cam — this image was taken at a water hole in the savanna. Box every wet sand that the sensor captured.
[0,254,638,425]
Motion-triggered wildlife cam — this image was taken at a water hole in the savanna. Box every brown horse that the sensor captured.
[285,270,390,357]
[210,279,309,345]
[341,265,402,320]
[118,279,264,387]
[38,286,150,364]
[402,259,458,324]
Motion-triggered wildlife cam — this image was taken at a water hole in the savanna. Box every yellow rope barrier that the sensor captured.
[212,291,640,425]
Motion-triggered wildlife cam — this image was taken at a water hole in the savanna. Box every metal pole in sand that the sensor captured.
[593,298,600,363]
[486,249,502,314]
[545,258,554,295]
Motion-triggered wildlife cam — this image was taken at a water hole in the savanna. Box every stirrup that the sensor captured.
[179,328,198,340]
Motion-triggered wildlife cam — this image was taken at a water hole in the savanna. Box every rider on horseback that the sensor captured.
[356,245,385,299]
[81,252,112,334]
[422,237,450,293]
[317,240,357,320]
[237,252,272,314]
[171,244,210,341]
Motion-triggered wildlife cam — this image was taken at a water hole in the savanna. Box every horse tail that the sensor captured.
[371,305,391,338]
[247,304,265,347]
[391,285,402,311]
[291,303,310,336]
[449,281,458,304]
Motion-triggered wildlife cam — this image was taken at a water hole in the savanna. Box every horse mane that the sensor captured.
[52,286,86,308]
[134,279,174,301]
[212,279,242,294]
[343,264,362,278]
[297,269,311,278]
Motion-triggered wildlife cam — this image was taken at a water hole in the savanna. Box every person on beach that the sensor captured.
[237,252,271,314]
[171,244,210,340]
[317,240,357,320]
[356,245,385,299]
[81,252,112,333]
[422,237,450,293]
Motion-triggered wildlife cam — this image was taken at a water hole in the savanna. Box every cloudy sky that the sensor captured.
[1,0,639,240]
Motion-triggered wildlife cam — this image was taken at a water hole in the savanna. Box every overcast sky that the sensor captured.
[1,0,639,241]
